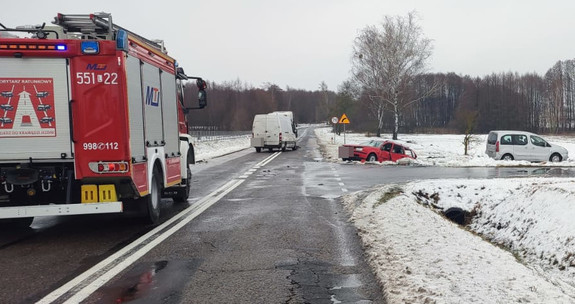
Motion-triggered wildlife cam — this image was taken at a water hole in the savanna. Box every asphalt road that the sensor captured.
[2,126,574,304]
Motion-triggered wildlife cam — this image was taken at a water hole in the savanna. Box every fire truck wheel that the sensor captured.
[145,168,162,224]
[173,164,191,203]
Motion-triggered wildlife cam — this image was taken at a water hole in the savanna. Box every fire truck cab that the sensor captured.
[0,13,207,227]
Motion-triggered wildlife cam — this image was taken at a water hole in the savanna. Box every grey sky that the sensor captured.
[3,1,575,91]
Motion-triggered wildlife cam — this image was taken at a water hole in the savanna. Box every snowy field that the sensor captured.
[193,127,575,303]
[315,127,575,167]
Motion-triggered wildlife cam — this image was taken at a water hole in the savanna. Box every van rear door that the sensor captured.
[485,132,498,158]
[265,113,280,146]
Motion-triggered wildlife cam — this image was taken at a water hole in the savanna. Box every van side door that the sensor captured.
[511,134,529,160]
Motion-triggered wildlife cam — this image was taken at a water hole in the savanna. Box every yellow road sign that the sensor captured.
[339,114,350,124]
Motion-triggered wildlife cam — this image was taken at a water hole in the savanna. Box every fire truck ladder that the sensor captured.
[53,12,166,53]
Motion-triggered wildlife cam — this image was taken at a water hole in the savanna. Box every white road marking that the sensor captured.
[36,152,282,304]
[331,165,347,193]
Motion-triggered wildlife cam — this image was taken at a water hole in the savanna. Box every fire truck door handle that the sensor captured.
[69,99,76,143]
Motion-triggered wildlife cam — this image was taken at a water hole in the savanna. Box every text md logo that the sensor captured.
[86,64,107,71]
[145,86,160,107]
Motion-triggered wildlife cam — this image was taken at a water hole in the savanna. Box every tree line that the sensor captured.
[185,11,575,136]
[185,59,575,136]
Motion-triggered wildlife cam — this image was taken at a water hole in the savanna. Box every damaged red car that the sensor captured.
[340,140,417,162]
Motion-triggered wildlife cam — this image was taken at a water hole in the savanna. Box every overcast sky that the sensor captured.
[3,1,575,91]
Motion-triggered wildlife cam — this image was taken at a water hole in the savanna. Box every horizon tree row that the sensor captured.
[183,59,575,136]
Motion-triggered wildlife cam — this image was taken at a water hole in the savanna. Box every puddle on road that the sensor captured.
[514,167,570,177]
[95,259,201,303]
[329,274,362,290]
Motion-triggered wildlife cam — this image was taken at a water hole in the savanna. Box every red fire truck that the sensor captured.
[0,13,207,227]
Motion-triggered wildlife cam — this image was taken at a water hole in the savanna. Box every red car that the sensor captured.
[341,140,417,162]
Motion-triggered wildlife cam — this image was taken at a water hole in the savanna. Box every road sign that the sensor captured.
[331,116,338,124]
[339,114,350,124]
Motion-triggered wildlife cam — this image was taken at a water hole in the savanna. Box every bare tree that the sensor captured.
[351,11,433,139]
[318,81,330,122]
[461,110,479,155]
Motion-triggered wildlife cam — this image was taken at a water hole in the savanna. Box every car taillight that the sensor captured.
[496,141,500,152]
[279,132,283,142]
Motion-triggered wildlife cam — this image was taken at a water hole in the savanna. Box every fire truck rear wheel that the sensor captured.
[173,164,191,203]
[144,168,162,224]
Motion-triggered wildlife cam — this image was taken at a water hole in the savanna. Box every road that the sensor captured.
[1,126,574,304]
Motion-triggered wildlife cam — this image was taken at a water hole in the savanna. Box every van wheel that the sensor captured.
[282,143,287,152]
[501,154,514,161]
[550,153,562,162]
[255,147,261,153]
[367,153,377,162]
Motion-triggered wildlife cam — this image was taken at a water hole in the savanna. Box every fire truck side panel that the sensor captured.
[165,156,181,186]
[132,162,148,195]
[0,58,72,161]
[140,62,164,147]
[160,71,179,158]
[125,55,146,162]
[69,51,131,179]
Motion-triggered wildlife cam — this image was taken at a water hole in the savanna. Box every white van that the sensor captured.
[251,112,298,152]
[485,130,568,162]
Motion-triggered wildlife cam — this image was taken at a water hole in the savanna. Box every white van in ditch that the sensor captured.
[485,130,568,162]
[251,112,298,152]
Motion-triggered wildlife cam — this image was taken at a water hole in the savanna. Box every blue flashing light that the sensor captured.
[81,41,99,54]
[56,44,67,51]
[116,29,128,51]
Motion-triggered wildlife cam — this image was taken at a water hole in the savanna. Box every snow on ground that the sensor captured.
[194,136,251,161]
[343,180,575,303]
[315,127,575,303]
[193,128,575,303]
[315,127,575,167]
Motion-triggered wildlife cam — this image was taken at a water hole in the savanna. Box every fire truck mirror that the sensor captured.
[198,90,207,109]
[196,79,207,90]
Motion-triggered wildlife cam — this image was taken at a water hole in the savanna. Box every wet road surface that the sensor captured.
[2,126,575,303]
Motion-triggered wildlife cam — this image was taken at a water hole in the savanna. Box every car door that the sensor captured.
[529,135,550,161]
[379,142,393,161]
[390,143,406,162]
